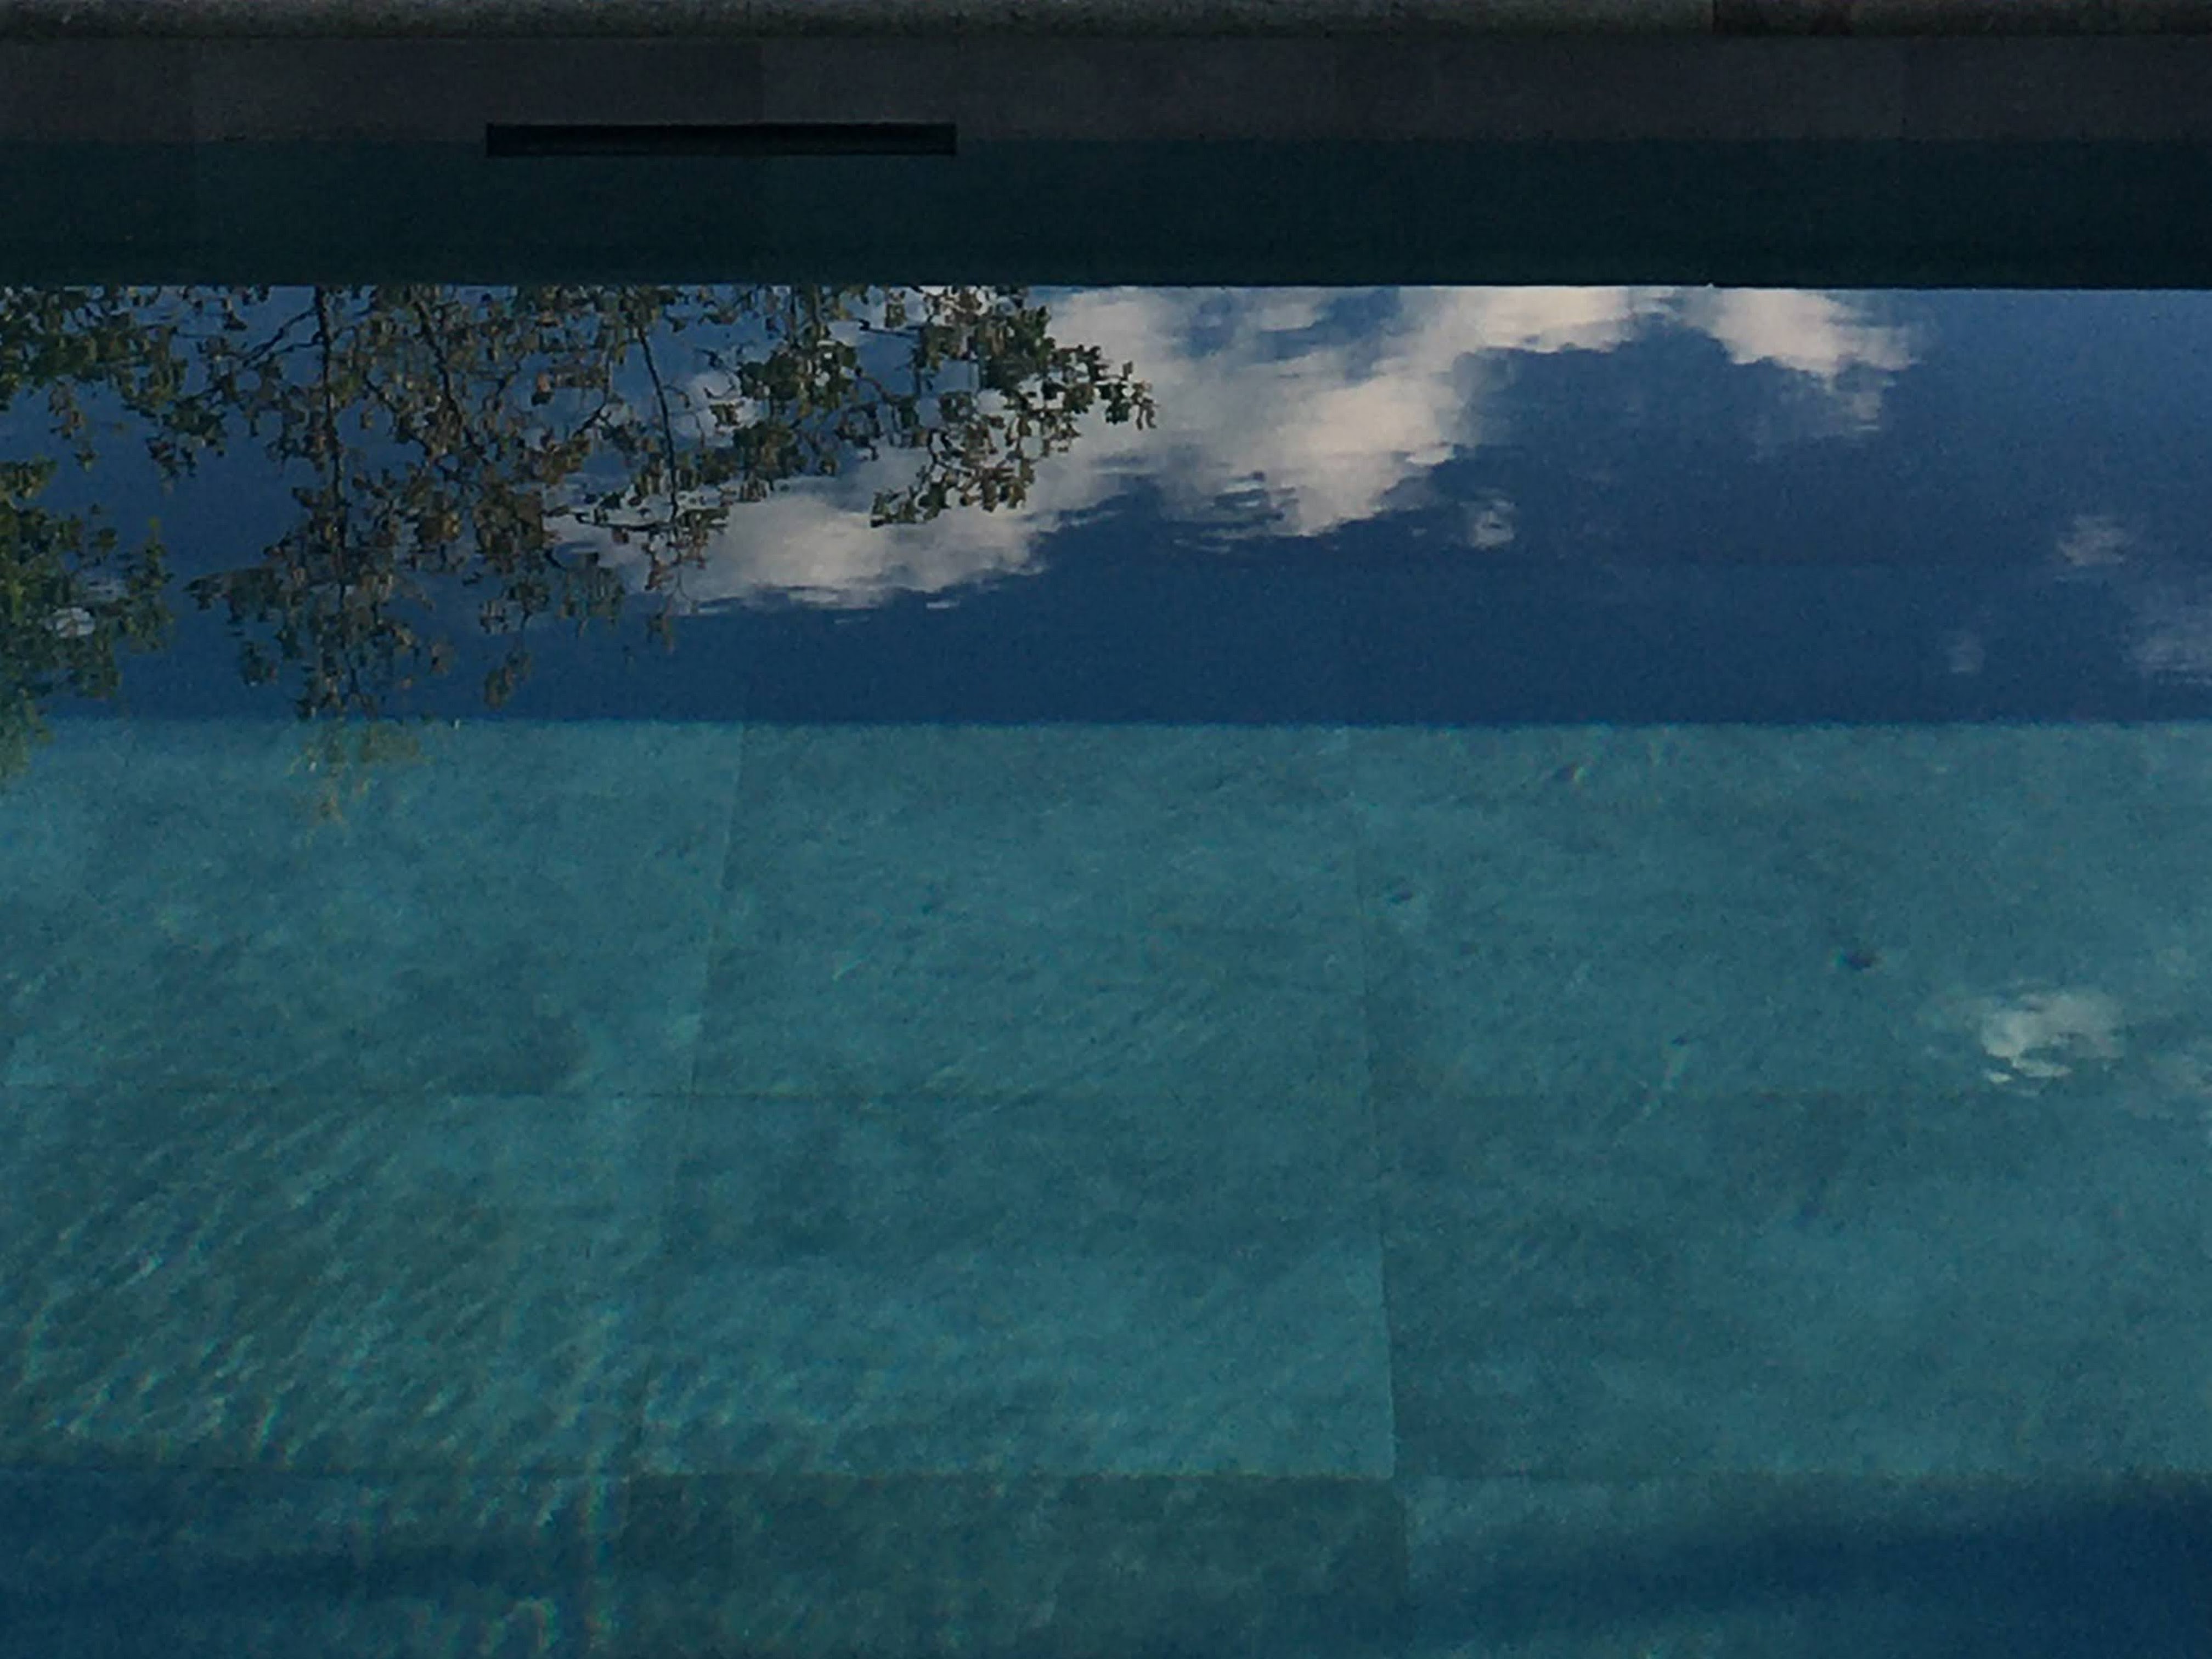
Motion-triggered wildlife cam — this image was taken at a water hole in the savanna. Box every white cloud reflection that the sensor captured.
[2029,510,2212,687]
[2128,585,2212,684]
[1943,511,2212,690]
[1677,289,1917,428]
[560,285,1921,612]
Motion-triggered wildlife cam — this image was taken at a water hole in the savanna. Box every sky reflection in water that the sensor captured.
[5,283,2212,743]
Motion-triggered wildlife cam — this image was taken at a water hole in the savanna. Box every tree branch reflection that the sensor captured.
[0,282,1159,780]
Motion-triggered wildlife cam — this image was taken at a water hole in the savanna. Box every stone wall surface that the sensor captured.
[1,0,2209,35]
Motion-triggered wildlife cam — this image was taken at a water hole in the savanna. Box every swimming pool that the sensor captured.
[2,278,2209,1655]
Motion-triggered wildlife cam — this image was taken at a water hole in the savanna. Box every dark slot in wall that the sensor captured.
[486,122,959,159]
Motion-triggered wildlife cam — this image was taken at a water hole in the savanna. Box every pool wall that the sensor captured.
[5,7,2212,284]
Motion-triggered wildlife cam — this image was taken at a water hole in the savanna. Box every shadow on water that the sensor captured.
[1432,1478,2212,1657]
[3,1466,2208,1656]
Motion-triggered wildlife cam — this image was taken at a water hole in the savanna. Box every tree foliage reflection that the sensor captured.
[0,282,1157,777]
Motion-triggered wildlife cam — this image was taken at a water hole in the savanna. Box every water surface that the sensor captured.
[2,281,2209,1657]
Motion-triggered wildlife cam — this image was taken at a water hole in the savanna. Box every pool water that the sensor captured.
[1,282,2209,1657]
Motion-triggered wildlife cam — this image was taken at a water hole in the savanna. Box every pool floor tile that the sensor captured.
[1378,1082,2212,1480]
[694,724,1367,1101]
[0,1465,606,1658]
[0,720,744,1098]
[636,1089,1393,1477]
[0,1087,665,1473]
[602,1472,1409,1659]
[1349,724,2212,1101]
[1404,1474,2212,1658]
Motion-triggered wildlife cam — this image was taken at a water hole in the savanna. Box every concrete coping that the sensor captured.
[4,0,2210,38]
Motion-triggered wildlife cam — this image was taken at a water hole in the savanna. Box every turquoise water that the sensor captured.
[2,284,2210,1656]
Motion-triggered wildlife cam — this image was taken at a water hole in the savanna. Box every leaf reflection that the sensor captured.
[0,283,1158,780]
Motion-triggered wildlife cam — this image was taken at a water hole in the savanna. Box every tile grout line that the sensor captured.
[681,714,751,1101]
[1331,721,1423,1648]
[590,716,753,1632]
[1337,723,1402,1491]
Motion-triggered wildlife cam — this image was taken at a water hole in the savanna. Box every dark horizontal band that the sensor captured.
[486,122,960,159]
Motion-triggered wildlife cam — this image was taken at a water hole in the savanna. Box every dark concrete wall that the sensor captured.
[7,27,2212,283]
[3,0,2211,35]
[5,136,2212,287]
[7,35,2212,143]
